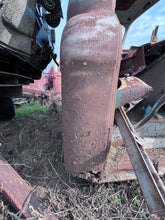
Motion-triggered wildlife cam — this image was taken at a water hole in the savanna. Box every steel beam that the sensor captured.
[0,155,58,219]
[115,107,165,217]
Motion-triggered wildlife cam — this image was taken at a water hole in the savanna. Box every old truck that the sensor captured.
[0,0,165,218]
[0,0,62,119]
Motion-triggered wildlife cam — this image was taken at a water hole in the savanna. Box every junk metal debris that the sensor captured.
[0,155,58,219]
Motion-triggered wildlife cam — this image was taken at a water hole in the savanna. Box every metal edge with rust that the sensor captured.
[0,154,58,219]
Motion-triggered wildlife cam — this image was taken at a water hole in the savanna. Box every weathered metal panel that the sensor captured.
[0,155,58,219]
[112,117,165,145]
[137,118,165,137]
[119,46,146,76]
[61,0,122,179]
[116,76,152,108]
[128,54,165,126]
[116,0,159,28]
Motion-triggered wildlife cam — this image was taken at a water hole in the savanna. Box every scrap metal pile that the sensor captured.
[0,0,165,218]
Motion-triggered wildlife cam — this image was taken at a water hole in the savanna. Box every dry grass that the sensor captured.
[0,98,164,220]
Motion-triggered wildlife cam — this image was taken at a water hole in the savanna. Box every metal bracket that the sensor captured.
[115,107,165,217]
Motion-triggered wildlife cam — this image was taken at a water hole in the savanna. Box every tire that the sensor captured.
[42,0,57,12]
[45,14,61,28]
[0,97,15,121]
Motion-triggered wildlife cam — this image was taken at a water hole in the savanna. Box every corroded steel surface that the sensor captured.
[119,46,146,76]
[143,40,165,66]
[0,155,58,219]
[115,108,165,217]
[128,54,165,125]
[110,117,165,182]
[61,0,122,179]
[67,0,117,20]
[116,76,152,108]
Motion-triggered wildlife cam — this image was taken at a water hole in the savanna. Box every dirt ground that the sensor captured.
[0,97,164,220]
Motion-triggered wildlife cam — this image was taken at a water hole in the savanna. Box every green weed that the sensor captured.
[114,196,120,204]
[15,100,48,120]
[45,144,51,149]
[83,186,87,191]
[133,189,138,194]
[140,209,148,220]
[134,196,140,207]
[133,180,139,185]
[55,158,60,165]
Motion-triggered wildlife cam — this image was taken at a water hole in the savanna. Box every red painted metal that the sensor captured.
[23,61,61,95]
[61,0,122,179]
[22,87,57,98]
[0,155,58,219]
[53,61,61,94]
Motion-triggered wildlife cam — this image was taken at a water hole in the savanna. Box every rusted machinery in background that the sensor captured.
[0,0,165,218]
[0,0,62,120]
[0,0,62,218]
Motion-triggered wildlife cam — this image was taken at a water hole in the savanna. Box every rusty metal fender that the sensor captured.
[61,0,122,181]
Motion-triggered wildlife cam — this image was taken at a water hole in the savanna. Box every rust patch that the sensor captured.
[120,46,146,76]
[61,0,122,179]
[116,76,152,108]
[0,155,58,219]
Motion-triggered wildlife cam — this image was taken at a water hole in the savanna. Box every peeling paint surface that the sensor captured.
[61,0,122,178]
[61,13,117,60]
